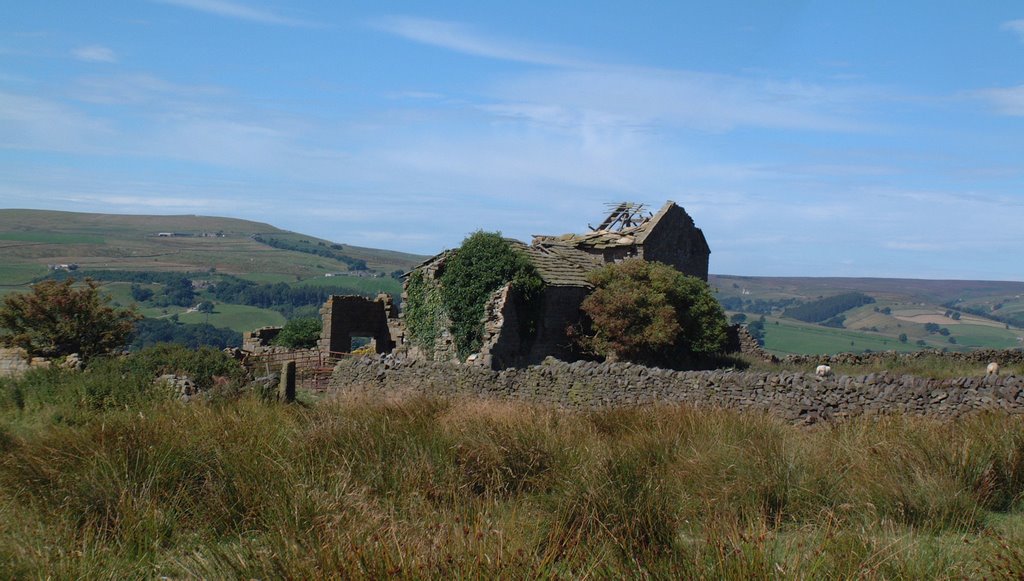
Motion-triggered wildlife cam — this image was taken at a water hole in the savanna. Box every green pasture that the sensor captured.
[762,315,1023,356]
[295,274,402,295]
[236,272,299,284]
[177,303,285,333]
[994,297,1024,316]
[0,263,48,286]
[95,281,152,308]
[945,323,1022,349]
[762,317,919,356]
[139,306,187,319]
[0,232,105,244]
[0,210,424,283]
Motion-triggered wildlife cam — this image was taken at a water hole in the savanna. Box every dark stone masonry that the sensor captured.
[329,353,1024,423]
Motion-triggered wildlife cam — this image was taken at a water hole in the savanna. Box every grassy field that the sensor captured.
[92,281,285,333]
[760,316,1022,357]
[0,232,105,245]
[0,209,426,284]
[177,303,286,332]
[1,358,1023,578]
[0,263,48,287]
[716,274,1024,355]
[759,316,916,356]
[296,273,403,295]
[235,272,301,284]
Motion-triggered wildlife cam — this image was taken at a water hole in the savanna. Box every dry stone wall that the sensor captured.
[330,354,1024,423]
[0,347,51,378]
[243,347,333,391]
[782,348,1024,367]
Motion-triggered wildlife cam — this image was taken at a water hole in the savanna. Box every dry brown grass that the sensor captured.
[1,371,1023,578]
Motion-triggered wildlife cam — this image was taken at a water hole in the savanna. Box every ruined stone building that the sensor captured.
[401,201,712,368]
[530,201,710,281]
[242,201,713,371]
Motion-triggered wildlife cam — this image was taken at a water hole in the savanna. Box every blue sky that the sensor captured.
[2,1,1023,280]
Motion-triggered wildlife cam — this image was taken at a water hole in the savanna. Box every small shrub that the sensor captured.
[120,343,247,391]
[576,259,727,366]
[271,317,321,349]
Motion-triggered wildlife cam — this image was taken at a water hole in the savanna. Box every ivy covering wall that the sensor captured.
[404,232,543,359]
[403,270,445,354]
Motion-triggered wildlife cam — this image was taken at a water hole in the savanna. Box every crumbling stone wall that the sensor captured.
[242,347,334,391]
[471,284,590,369]
[0,347,32,378]
[475,284,520,368]
[730,325,778,362]
[330,354,1024,423]
[0,347,53,379]
[319,294,396,355]
[243,326,283,353]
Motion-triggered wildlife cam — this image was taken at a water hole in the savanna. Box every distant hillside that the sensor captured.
[711,275,1024,355]
[2,209,1021,355]
[0,209,427,289]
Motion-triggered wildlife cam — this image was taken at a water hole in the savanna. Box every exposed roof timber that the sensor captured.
[589,202,652,232]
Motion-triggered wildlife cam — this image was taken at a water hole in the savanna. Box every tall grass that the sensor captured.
[1,370,1023,577]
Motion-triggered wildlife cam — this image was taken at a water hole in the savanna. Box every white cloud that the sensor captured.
[371,16,587,67]
[973,84,1024,116]
[71,45,118,63]
[0,90,114,153]
[154,0,316,27]
[71,73,225,105]
[373,17,873,134]
[1002,19,1024,41]
[486,68,871,134]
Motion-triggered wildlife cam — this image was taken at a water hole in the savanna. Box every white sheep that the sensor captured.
[986,362,1000,376]
[815,364,833,378]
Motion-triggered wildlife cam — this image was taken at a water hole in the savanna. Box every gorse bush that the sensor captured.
[0,278,139,360]
[576,259,728,366]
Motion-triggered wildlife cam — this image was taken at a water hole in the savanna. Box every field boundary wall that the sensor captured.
[329,353,1024,423]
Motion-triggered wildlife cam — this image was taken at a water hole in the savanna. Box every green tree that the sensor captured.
[577,259,727,365]
[898,333,908,343]
[271,317,322,349]
[196,301,215,314]
[0,278,139,360]
[130,284,154,302]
